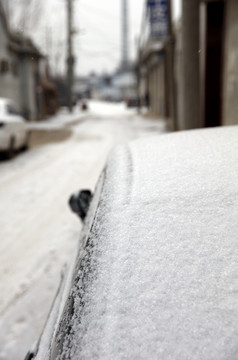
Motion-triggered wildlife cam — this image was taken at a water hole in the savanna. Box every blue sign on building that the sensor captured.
[147,0,169,38]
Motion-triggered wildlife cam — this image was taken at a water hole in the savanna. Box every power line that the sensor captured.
[78,48,119,62]
[79,1,118,20]
[74,16,119,52]
[74,5,120,51]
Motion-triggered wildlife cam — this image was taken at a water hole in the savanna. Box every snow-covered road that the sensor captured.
[0,101,166,360]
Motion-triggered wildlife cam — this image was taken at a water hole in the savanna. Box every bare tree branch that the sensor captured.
[1,0,43,35]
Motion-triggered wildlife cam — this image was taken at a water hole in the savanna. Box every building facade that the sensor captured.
[138,0,238,130]
[137,0,174,129]
[178,0,238,129]
[0,4,20,110]
[0,3,42,120]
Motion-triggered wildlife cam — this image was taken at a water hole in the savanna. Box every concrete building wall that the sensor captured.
[174,0,238,130]
[0,58,20,109]
[1,11,41,120]
[148,67,155,113]
[26,59,37,120]
[0,20,6,51]
[147,57,166,117]
[149,66,157,115]
[0,22,21,110]
[223,0,238,126]
[174,22,183,130]
[138,70,147,105]
[158,60,166,116]
[180,0,201,130]
[12,56,39,120]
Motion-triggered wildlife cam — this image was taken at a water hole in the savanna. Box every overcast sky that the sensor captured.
[35,0,181,77]
[75,0,144,75]
[48,0,145,76]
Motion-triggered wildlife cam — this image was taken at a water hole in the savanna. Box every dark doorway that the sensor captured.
[204,1,225,127]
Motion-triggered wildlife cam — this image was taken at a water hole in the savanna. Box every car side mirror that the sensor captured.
[68,189,93,221]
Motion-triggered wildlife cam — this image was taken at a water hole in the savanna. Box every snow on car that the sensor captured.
[0,98,29,157]
[28,126,238,360]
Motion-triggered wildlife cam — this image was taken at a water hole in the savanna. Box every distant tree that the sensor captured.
[0,0,43,35]
[0,0,66,76]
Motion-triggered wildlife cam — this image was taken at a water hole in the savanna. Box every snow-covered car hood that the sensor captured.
[36,126,238,360]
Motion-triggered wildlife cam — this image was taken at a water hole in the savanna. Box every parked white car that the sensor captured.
[0,98,29,157]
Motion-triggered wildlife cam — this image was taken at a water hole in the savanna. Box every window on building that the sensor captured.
[0,59,10,74]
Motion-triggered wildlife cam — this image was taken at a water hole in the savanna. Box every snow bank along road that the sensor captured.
[0,101,166,360]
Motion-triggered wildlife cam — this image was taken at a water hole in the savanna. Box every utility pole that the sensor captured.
[66,0,74,112]
[121,0,129,70]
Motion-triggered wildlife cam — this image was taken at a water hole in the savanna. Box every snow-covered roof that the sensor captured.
[51,126,238,359]
[0,4,42,58]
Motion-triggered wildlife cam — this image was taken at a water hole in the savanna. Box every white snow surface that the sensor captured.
[54,126,238,359]
[27,106,87,131]
[0,101,166,360]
